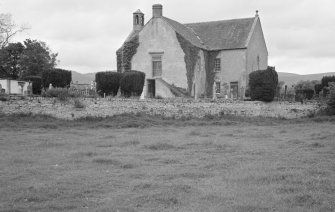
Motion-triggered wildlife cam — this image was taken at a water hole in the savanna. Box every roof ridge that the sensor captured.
[184,17,255,26]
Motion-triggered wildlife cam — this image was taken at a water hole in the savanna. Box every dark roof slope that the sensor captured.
[162,17,206,49]
[184,17,255,50]
[119,16,256,51]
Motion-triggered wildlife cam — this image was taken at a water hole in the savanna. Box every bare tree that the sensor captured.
[0,13,29,49]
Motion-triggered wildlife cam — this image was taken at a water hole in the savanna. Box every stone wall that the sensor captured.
[0,97,320,120]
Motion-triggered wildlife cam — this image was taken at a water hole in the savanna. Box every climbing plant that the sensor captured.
[176,33,199,95]
[204,50,220,97]
[116,35,140,72]
[116,49,122,72]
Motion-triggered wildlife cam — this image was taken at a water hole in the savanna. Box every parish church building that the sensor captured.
[117,4,268,99]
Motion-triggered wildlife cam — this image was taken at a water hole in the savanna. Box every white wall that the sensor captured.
[246,18,268,76]
[132,18,187,89]
[0,79,30,95]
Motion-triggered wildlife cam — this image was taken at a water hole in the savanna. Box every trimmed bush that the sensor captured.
[249,67,278,102]
[23,76,42,94]
[42,68,72,89]
[95,71,123,96]
[120,70,145,97]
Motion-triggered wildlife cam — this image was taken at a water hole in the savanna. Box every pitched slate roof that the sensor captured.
[120,14,256,51]
[184,17,256,50]
[162,17,207,49]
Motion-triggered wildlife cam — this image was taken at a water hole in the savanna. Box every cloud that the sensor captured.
[1,0,335,74]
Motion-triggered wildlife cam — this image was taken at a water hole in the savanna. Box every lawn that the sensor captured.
[0,114,335,211]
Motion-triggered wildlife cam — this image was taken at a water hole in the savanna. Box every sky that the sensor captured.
[1,0,334,75]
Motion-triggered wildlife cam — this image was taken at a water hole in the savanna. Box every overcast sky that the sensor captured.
[1,0,334,75]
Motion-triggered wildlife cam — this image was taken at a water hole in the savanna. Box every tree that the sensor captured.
[0,42,24,79]
[314,84,323,95]
[321,76,335,90]
[0,13,28,48]
[19,39,58,78]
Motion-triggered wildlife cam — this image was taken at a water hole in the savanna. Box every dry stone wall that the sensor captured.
[0,98,319,120]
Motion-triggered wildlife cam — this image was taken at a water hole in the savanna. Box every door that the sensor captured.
[230,82,238,99]
[147,79,155,98]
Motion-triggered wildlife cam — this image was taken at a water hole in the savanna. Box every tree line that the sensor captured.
[0,13,71,94]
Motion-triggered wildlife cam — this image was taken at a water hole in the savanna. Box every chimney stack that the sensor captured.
[153,4,163,18]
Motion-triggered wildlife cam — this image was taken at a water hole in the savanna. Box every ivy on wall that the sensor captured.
[176,33,199,95]
[204,50,220,97]
[116,35,140,72]
[116,49,122,72]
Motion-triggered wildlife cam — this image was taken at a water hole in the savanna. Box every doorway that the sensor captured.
[230,82,238,99]
[147,79,155,98]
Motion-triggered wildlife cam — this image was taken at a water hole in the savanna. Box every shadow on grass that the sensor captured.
[1,112,335,130]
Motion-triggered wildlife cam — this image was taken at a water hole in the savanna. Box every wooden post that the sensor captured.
[284,85,287,101]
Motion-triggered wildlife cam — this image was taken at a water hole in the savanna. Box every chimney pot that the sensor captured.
[153,4,163,18]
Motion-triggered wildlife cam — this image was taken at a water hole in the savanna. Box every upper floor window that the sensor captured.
[214,58,221,72]
[152,54,162,77]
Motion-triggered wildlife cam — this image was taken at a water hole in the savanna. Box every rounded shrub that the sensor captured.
[95,71,123,96]
[120,70,145,97]
[249,67,278,102]
[42,68,72,89]
[23,76,42,94]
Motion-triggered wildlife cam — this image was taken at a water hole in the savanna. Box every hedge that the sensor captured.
[95,71,123,96]
[42,68,72,89]
[22,76,42,94]
[295,89,314,100]
[120,70,145,97]
[249,67,278,102]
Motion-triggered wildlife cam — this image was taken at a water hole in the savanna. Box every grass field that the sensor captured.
[0,114,335,211]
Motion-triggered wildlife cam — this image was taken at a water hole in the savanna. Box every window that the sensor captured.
[214,58,221,72]
[135,15,139,24]
[152,54,162,77]
[215,81,221,94]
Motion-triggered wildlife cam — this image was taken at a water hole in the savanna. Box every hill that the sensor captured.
[278,72,335,87]
[71,71,96,84]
